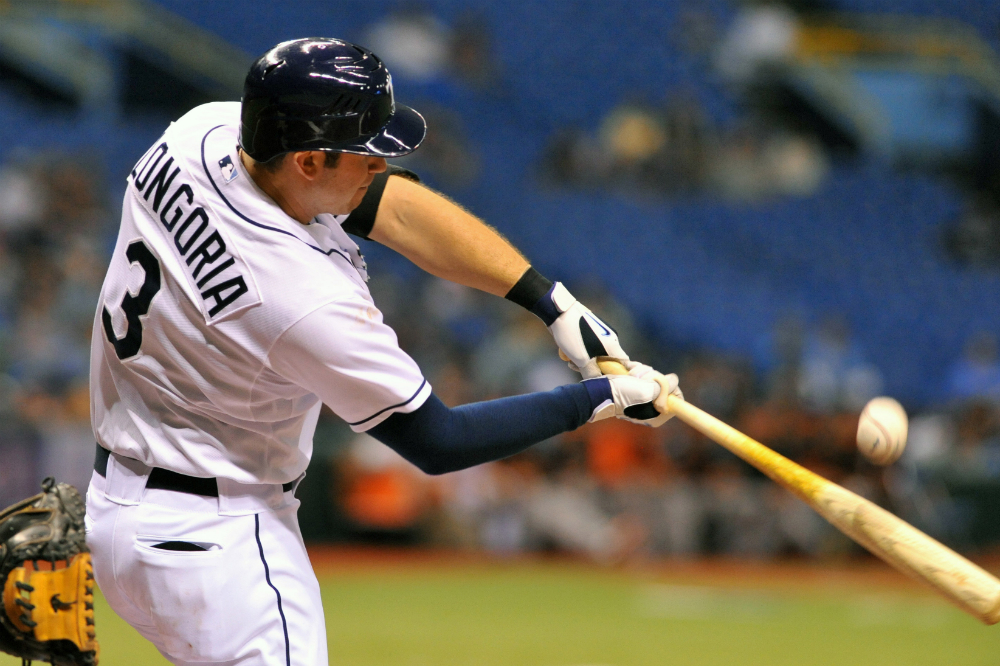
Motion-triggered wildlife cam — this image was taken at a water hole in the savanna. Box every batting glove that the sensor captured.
[584,371,681,427]
[540,283,629,379]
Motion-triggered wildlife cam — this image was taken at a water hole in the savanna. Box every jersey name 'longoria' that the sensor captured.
[130,141,249,319]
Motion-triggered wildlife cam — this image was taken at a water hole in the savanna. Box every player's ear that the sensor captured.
[289,151,324,180]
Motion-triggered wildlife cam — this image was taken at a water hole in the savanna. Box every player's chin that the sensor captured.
[343,187,368,212]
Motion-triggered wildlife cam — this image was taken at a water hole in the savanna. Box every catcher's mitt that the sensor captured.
[0,478,98,665]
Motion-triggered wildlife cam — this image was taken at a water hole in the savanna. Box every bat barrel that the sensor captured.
[661,393,1000,625]
[821,483,1000,624]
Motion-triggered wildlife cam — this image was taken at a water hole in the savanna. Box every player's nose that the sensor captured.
[368,157,387,174]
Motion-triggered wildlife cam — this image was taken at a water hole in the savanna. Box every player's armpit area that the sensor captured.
[367,384,594,475]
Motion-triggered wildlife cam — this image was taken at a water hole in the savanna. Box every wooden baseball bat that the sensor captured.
[597,359,1000,625]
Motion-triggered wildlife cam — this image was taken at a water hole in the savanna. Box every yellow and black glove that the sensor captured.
[0,478,98,665]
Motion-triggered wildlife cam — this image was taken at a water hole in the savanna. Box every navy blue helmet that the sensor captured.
[239,38,427,162]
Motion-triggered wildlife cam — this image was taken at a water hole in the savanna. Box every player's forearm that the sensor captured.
[368,176,530,296]
[367,383,607,475]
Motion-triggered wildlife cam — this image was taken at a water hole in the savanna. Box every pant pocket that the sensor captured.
[131,536,231,662]
[135,535,221,551]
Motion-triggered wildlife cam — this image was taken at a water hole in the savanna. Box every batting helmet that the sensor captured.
[239,38,427,162]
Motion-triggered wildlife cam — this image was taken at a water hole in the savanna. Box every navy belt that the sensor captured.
[94,444,294,497]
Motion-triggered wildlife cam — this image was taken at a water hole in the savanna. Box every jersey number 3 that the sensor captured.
[102,240,162,360]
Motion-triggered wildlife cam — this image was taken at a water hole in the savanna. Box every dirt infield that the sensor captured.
[307,544,1000,597]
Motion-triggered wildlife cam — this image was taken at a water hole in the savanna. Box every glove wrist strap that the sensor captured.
[505,267,556,323]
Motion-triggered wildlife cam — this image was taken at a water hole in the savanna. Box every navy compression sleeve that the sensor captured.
[367,381,611,475]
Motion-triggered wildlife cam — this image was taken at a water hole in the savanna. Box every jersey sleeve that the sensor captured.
[340,165,420,239]
[267,297,431,431]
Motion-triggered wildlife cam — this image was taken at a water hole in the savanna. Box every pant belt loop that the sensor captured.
[96,445,151,505]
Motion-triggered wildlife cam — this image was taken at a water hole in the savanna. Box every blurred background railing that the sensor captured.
[1,0,999,563]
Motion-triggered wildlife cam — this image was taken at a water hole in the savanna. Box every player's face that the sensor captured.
[315,153,387,215]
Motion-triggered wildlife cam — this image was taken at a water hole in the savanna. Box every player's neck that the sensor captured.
[240,150,314,225]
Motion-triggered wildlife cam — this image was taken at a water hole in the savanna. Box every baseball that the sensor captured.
[856,397,908,465]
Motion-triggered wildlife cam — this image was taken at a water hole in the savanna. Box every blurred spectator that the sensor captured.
[656,91,714,193]
[55,236,104,340]
[436,463,506,549]
[903,412,956,469]
[0,153,112,502]
[525,458,632,562]
[0,374,39,508]
[338,433,435,538]
[392,102,481,188]
[43,159,108,236]
[543,101,826,199]
[27,380,94,496]
[764,133,828,196]
[678,353,753,422]
[542,127,611,188]
[7,232,88,390]
[709,125,827,200]
[704,461,777,557]
[599,102,668,182]
[471,306,573,397]
[449,12,497,89]
[0,162,45,233]
[0,238,20,329]
[363,3,450,81]
[657,474,706,556]
[762,314,804,405]
[364,6,499,90]
[419,277,494,354]
[949,401,1000,480]
[945,331,1000,403]
[542,0,837,201]
[715,3,799,83]
[544,95,714,194]
[770,486,830,556]
[797,316,883,414]
[943,193,1000,266]
[672,5,719,58]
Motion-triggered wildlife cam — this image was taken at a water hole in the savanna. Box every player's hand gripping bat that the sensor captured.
[597,359,1000,625]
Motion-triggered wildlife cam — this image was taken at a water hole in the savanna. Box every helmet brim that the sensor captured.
[331,104,427,158]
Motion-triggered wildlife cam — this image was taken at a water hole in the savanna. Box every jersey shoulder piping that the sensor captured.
[348,379,428,427]
[199,125,353,266]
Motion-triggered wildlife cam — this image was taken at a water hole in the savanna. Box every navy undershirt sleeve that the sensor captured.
[367,381,610,475]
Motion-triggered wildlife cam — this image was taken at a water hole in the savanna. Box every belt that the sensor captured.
[94,444,294,497]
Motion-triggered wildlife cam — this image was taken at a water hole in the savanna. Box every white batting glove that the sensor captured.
[584,372,680,427]
[626,362,684,423]
[544,283,629,379]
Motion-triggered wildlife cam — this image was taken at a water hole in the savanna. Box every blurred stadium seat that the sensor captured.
[3,0,1000,557]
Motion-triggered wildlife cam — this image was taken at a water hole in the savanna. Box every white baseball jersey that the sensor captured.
[90,101,431,486]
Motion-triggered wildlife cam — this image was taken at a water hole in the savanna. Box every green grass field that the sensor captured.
[3,555,998,665]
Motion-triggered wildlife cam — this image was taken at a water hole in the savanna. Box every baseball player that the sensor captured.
[85,38,681,665]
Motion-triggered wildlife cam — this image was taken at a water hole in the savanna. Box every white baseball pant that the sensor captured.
[85,455,327,665]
